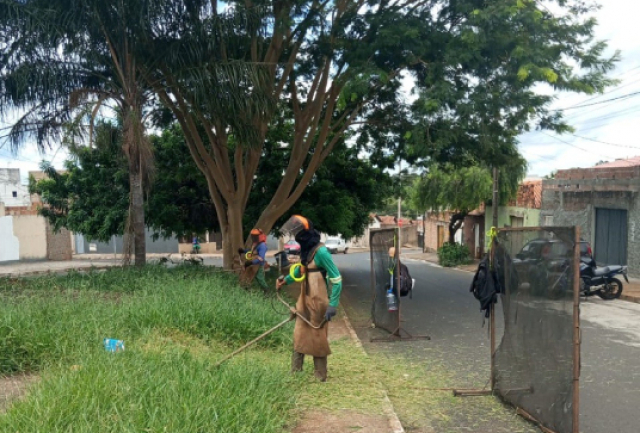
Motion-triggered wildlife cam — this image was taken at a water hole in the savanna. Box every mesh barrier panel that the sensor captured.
[493,227,578,433]
[370,229,399,334]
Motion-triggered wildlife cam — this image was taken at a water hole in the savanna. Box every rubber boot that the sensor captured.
[313,357,327,382]
[291,351,304,373]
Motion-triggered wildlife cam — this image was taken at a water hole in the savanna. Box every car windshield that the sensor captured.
[549,242,571,257]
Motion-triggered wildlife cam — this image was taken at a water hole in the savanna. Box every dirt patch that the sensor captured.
[0,374,38,414]
[292,409,390,433]
[328,315,352,341]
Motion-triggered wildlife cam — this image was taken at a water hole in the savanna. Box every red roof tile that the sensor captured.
[592,156,640,168]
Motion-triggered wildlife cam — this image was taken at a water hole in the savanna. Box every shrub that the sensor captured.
[437,242,471,267]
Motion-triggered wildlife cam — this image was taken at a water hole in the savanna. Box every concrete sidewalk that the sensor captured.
[403,251,640,304]
[0,258,121,278]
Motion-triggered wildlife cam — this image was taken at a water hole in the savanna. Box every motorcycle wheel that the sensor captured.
[597,278,623,300]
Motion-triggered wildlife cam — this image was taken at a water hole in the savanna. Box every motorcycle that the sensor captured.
[580,256,628,300]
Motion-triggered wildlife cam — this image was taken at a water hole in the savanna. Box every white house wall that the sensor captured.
[9,215,48,260]
[0,216,20,261]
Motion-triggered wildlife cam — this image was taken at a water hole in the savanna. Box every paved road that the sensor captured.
[328,251,640,433]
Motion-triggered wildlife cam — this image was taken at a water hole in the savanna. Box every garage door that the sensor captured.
[595,208,627,265]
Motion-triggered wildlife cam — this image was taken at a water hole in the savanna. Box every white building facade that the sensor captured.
[0,168,30,207]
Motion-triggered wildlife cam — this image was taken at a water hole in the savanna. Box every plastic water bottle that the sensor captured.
[386,289,398,312]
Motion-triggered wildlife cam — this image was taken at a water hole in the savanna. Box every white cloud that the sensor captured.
[518,0,640,177]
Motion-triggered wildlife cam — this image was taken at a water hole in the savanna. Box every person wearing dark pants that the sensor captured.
[277,215,343,382]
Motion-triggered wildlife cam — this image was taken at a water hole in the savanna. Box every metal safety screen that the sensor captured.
[493,227,579,433]
[369,228,399,334]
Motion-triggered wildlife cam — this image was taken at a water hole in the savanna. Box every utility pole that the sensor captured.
[490,166,499,390]
[397,159,402,256]
[492,167,499,228]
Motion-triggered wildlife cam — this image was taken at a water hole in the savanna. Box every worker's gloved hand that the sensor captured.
[244,260,253,268]
[238,248,246,255]
[324,306,337,322]
[276,277,286,291]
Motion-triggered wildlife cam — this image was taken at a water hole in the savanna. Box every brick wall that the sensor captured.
[463,215,485,258]
[46,222,72,261]
[542,167,640,277]
[556,166,640,180]
[4,205,39,216]
[423,212,451,252]
[508,180,542,209]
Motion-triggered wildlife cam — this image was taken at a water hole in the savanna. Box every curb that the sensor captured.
[0,265,118,279]
[340,310,405,433]
[620,294,640,304]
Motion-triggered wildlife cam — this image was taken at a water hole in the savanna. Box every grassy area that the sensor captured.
[0,265,540,432]
[0,266,299,432]
[0,266,391,432]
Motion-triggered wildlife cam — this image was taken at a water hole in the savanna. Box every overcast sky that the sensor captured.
[1,0,638,182]
[517,0,640,177]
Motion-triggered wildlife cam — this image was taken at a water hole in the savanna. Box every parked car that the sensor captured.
[284,240,301,255]
[515,238,592,262]
[325,238,348,254]
[513,238,593,298]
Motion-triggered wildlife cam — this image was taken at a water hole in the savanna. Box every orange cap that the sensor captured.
[292,215,309,230]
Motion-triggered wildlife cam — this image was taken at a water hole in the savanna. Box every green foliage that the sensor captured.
[411,154,528,215]
[29,122,129,242]
[437,243,472,267]
[30,122,219,241]
[246,116,392,239]
[291,146,391,238]
[1,0,620,265]
[148,125,219,239]
[412,165,493,214]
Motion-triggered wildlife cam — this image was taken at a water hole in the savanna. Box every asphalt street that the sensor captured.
[328,250,640,433]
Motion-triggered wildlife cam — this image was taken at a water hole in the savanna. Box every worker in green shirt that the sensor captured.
[276,215,343,382]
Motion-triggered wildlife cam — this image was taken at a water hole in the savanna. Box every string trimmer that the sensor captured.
[212,288,326,368]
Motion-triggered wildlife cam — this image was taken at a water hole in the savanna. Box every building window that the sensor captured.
[544,216,554,226]
[12,191,17,198]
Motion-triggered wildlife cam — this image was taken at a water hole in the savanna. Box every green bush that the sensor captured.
[437,242,472,267]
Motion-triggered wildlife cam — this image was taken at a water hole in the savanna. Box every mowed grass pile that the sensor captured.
[0,266,297,432]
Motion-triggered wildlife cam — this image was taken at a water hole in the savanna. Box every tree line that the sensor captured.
[1,0,618,267]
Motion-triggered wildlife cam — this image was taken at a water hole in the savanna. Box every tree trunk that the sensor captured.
[448,212,467,244]
[221,200,245,270]
[423,211,427,253]
[121,101,152,268]
[130,169,146,267]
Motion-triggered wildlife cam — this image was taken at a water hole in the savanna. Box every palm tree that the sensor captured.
[0,0,154,266]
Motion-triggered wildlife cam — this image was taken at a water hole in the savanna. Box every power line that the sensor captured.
[538,131,614,160]
[553,65,640,111]
[520,135,640,150]
[555,91,640,111]
[561,67,640,107]
[520,149,561,162]
[570,106,640,133]
[569,134,640,150]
